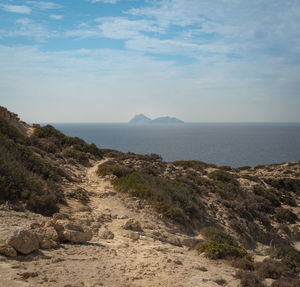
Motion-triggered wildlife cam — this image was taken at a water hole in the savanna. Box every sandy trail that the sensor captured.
[0,161,240,287]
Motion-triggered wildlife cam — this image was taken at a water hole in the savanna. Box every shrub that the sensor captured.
[200,226,239,247]
[195,241,249,259]
[274,208,298,224]
[231,258,254,271]
[235,271,266,287]
[208,170,235,183]
[271,277,300,287]
[97,163,133,178]
[26,193,59,216]
[269,244,300,266]
[34,124,102,158]
[62,148,88,164]
[112,171,203,226]
[173,160,209,170]
[255,259,283,279]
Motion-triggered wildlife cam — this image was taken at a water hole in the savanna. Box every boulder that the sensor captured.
[0,244,17,257]
[53,220,92,243]
[98,230,115,240]
[123,219,143,232]
[63,229,92,244]
[7,230,39,255]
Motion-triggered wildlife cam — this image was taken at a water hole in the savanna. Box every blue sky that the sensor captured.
[0,0,300,122]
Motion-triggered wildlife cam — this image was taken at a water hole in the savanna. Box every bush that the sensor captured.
[271,277,300,287]
[173,160,209,170]
[235,271,266,287]
[200,226,239,247]
[97,163,133,178]
[231,258,254,271]
[208,170,235,183]
[112,171,203,226]
[34,124,102,158]
[26,193,59,216]
[62,148,88,164]
[195,241,250,259]
[269,244,300,266]
[274,208,298,224]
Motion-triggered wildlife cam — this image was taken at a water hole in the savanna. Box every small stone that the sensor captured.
[123,219,143,232]
[99,230,114,240]
[174,259,183,265]
[129,232,140,241]
[0,244,17,257]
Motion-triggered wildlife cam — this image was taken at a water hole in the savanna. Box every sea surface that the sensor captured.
[51,123,300,168]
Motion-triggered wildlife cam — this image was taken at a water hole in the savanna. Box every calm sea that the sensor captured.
[51,123,300,168]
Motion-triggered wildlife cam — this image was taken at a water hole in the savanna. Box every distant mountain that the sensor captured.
[129,114,152,124]
[129,114,184,124]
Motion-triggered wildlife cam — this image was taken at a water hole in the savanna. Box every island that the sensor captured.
[129,114,184,124]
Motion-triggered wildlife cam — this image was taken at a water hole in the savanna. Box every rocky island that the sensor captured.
[0,106,300,287]
[129,114,184,124]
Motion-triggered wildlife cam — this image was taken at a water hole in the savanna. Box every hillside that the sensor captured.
[0,107,300,287]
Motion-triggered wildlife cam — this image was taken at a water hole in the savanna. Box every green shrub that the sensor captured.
[97,164,133,178]
[200,226,239,247]
[173,160,209,170]
[34,125,102,158]
[113,171,203,226]
[269,244,300,266]
[208,170,234,183]
[195,241,250,259]
[62,148,88,164]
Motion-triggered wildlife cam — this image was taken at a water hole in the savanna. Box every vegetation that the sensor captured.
[112,170,204,226]
[274,208,298,224]
[97,163,133,178]
[34,124,103,158]
[195,241,250,259]
[173,160,211,170]
[200,226,239,247]
[0,119,62,215]
[268,244,300,267]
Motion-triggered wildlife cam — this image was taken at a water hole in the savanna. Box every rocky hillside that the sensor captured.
[0,107,300,287]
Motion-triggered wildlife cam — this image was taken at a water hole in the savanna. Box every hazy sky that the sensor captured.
[0,0,300,122]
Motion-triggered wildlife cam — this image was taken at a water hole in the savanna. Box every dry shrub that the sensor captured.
[235,271,266,287]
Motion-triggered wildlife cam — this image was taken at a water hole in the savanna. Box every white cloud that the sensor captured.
[1,18,55,42]
[50,14,63,20]
[96,17,162,39]
[26,1,62,10]
[89,0,118,3]
[1,5,31,14]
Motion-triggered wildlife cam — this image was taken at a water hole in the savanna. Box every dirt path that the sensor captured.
[0,161,240,287]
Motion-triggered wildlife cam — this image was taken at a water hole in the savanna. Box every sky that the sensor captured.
[0,0,300,123]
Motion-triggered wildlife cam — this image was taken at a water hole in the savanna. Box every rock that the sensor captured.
[174,259,183,265]
[30,225,59,249]
[168,236,182,247]
[129,232,140,241]
[63,229,93,244]
[123,219,143,232]
[98,230,115,240]
[7,230,39,255]
[0,244,17,257]
[52,219,92,243]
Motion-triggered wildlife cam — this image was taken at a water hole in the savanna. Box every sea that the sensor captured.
[51,123,300,168]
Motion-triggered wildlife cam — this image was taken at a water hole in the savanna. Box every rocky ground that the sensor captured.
[0,160,244,287]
